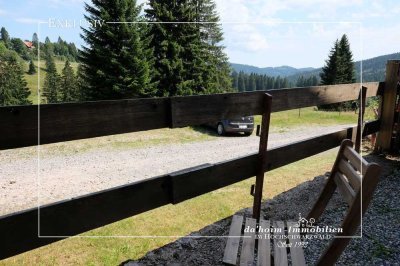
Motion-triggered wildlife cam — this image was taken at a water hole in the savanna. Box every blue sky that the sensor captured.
[0,0,398,68]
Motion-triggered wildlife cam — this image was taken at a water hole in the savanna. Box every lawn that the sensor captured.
[1,148,339,266]
[261,106,376,133]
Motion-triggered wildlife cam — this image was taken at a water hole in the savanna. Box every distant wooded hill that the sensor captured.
[231,52,400,85]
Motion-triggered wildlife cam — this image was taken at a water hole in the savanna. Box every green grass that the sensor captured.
[1,148,339,266]
[255,107,376,133]
[24,60,79,104]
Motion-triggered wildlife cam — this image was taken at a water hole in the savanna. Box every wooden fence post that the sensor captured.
[375,60,400,152]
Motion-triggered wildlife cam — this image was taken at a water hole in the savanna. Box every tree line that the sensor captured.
[1,27,78,62]
[231,71,290,91]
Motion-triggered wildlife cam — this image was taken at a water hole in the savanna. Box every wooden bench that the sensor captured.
[223,139,381,266]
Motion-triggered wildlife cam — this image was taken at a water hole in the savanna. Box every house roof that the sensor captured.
[23,41,35,49]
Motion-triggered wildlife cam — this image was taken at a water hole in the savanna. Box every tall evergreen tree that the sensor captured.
[28,60,36,75]
[32,33,39,46]
[0,27,10,48]
[146,0,191,96]
[80,0,154,100]
[320,40,339,85]
[146,0,232,96]
[238,71,245,92]
[319,34,356,110]
[196,0,232,93]
[0,47,31,106]
[337,34,355,84]
[43,53,60,103]
[61,60,78,102]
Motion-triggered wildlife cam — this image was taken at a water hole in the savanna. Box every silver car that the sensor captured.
[213,116,254,136]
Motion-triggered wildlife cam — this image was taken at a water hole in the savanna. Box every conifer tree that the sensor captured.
[0,48,31,106]
[337,34,355,84]
[319,34,356,110]
[61,60,78,102]
[80,0,154,100]
[43,53,60,103]
[0,27,10,48]
[32,33,39,46]
[320,40,339,85]
[146,0,189,96]
[146,0,232,96]
[28,60,36,75]
[196,0,232,93]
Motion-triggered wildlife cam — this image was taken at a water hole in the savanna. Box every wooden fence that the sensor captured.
[0,74,395,260]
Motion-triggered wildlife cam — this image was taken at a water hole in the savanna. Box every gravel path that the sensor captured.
[0,124,353,216]
[124,152,400,266]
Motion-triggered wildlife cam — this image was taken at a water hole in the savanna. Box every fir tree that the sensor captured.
[146,0,189,96]
[196,0,232,93]
[337,34,355,84]
[43,53,60,103]
[79,0,155,100]
[61,60,78,102]
[146,0,232,96]
[0,27,10,48]
[320,40,339,85]
[319,34,356,110]
[28,60,36,75]
[32,33,39,46]
[0,48,31,106]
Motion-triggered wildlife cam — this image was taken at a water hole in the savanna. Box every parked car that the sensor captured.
[209,116,254,136]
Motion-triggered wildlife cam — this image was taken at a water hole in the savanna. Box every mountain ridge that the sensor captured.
[231,52,400,83]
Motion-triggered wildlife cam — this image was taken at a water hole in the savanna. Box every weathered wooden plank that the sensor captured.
[171,82,382,127]
[334,172,356,205]
[343,146,368,175]
[268,82,381,113]
[223,215,244,265]
[257,219,271,266]
[375,61,400,151]
[0,98,170,150]
[253,94,272,220]
[363,119,380,137]
[0,122,381,259]
[0,82,382,150]
[306,139,353,222]
[273,221,288,266]
[0,175,171,260]
[287,221,306,266]
[338,159,361,190]
[240,218,256,265]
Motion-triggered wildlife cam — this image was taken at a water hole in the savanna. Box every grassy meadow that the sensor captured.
[23,60,79,104]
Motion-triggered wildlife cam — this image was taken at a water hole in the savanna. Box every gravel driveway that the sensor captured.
[0,124,353,216]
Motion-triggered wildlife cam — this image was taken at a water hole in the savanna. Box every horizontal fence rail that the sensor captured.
[0,82,383,150]
[0,120,380,260]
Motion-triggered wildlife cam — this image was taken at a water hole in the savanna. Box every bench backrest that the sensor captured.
[307,139,381,266]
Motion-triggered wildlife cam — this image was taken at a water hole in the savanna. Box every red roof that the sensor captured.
[23,41,35,49]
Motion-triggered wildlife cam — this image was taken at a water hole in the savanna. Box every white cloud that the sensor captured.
[15,17,46,24]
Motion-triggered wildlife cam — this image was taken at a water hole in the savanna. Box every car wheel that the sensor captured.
[217,123,225,136]
[244,132,252,136]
